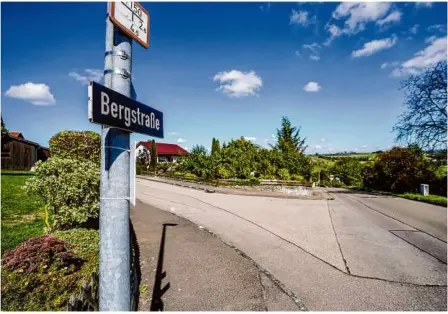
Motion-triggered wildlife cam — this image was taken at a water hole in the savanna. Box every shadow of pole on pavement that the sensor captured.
[150,223,177,311]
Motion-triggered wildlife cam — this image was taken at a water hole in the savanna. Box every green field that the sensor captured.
[1,171,44,254]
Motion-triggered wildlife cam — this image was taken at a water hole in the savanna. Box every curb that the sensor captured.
[137,175,334,200]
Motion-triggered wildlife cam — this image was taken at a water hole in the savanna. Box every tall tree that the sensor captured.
[271,116,308,153]
[150,139,157,175]
[393,61,447,152]
[211,138,221,158]
[1,116,9,143]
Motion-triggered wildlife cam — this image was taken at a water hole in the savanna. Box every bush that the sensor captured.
[259,174,277,180]
[24,158,100,231]
[184,173,197,180]
[290,174,305,182]
[363,146,435,194]
[331,158,364,187]
[173,171,183,177]
[248,177,260,186]
[2,235,83,274]
[277,168,290,181]
[136,165,144,175]
[49,131,101,165]
[216,165,232,179]
[1,229,99,311]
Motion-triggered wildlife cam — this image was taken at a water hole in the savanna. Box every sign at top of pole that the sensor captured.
[109,1,150,49]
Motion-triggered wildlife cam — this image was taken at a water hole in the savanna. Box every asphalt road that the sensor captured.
[136,179,447,311]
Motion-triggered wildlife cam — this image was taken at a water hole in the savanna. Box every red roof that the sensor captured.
[9,132,24,139]
[138,142,189,156]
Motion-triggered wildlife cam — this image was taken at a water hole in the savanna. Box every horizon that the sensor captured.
[2,1,447,154]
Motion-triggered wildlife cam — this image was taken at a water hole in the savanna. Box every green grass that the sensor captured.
[398,193,447,207]
[1,171,44,254]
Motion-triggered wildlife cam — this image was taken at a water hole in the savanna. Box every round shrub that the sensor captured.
[24,157,100,231]
[277,168,290,181]
[49,131,101,165]
[290,174,305,182]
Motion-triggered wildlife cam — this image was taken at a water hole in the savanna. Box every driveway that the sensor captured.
[136,178,447,311]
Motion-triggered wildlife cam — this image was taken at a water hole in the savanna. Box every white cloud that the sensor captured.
[213,70,262,97]
[410,24,420,34]
[310,55,320,61]
[168,131,179,136]
[295,50,302,57]
[303,42,321,54]
[264,134,276,143]
[352,36,397,58]
[427,24,446,33]
[243,136,257,142]
[321,138,326,142]
[415,2,433,8]
[259,3,271,12]
[5,82,55,105]
[315,145,322,149]
[376,10,401,27]
[361,145,368,149]
[303,81,322,92]
[177,138,187,143]
[331,2,392,35]
[290,9,316,26]
[392,36,447,77]
[323,24,342,46]
[380,61,399,69]
[69,69,103,85]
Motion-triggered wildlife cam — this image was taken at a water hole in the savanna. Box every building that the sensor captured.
[1,132,50,170]
[136,141,189,163]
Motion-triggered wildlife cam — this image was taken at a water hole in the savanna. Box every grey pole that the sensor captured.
[99,3,132,311]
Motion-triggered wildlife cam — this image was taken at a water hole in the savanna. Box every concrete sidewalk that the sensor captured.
[130,199,302,311]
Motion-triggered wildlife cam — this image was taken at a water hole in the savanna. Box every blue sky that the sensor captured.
[2,1,447,154]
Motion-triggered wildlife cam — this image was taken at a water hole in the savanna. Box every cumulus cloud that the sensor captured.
[177,138,187,143]
[243,136,257,142]
[376,10,401,27]
[290,9,316,26]
[69,69,103,85]
[5,82,55,105]
[310,55,320,61]
[303,81,321,92]
[213,70,262,97]
[168,131,179,136]
[325,2,394,45]
[352,36,397,58]
[392,36,447,77]
[332,2,392,34]
[264,134,276,143]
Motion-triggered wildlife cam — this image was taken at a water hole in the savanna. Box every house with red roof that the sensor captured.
[1,132,50,170]
[136,141,189,163]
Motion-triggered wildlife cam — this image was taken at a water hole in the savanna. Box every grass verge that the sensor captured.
[1,171,44,254]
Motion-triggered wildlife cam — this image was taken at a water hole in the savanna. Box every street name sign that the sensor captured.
[88,81,164,138]
[109,1,150,49]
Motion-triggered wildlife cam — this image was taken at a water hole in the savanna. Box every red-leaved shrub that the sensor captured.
[2,235,84,273]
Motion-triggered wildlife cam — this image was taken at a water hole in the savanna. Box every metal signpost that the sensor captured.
[89,2,160,311]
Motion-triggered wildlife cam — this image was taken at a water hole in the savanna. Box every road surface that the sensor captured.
[136,178,447,311]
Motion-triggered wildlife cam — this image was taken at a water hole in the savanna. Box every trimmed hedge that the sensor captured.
[49,131,101,165]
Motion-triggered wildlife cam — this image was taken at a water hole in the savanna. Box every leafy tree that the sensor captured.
[331,158,364,186]
[362,146,435,193]
[393,61,447,152]
[211,138,221,158]
[272,116,308,153]
[150,140,157,174]
[137,145,151,172]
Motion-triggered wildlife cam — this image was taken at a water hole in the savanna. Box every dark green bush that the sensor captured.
[49,131,101,165]
[331,158,364,187]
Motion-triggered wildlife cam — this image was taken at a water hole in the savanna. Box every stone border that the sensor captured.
[137,175,334,200]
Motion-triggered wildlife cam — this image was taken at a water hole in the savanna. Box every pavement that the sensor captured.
[135,178,447,311]
[131,199,302,311]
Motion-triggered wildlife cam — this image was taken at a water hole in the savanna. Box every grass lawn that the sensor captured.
[398,193,447,207]
[1,171,44,254]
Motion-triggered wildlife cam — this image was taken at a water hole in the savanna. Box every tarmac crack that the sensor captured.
[326,201,351,274]
[258,271,269,311]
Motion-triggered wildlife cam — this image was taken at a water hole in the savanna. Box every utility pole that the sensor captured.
[99,3,132,311]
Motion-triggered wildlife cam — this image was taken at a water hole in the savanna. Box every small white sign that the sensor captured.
[110,1,150,49]
[130,141,137,206]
